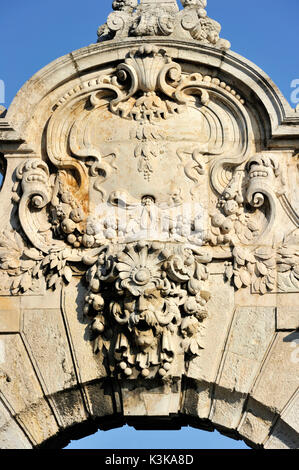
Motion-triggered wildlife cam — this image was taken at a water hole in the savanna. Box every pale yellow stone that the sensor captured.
[0,1,298,449]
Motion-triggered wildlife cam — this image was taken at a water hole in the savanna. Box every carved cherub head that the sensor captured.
[112,0,138,12]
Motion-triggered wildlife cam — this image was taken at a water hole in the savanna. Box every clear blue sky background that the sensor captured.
[0,0,298,450]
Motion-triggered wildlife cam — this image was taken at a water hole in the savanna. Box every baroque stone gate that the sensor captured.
[0,0,298,449]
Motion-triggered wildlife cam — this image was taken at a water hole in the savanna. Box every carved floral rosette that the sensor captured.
[2,44,298,382]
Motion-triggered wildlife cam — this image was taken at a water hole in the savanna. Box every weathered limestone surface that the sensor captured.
[0,0,298,448]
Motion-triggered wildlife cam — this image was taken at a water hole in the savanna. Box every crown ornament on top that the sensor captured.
[97,0,230,50]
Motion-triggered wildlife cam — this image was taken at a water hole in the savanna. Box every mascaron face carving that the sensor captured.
[84,242,210,378]
[3,45,296,381]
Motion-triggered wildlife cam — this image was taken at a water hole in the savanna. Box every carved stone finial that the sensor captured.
[97,0,230,49]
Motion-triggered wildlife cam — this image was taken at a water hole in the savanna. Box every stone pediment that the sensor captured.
[0,0,298,449]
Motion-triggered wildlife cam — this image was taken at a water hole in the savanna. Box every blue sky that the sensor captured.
[0,0,298,450]
[1,0,299,108]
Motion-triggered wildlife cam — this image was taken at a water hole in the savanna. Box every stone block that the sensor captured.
[211,307,275,429]
[0,335,59,445]
[0,400,32,449]
[251,332,299,414]
[276,307,299,330]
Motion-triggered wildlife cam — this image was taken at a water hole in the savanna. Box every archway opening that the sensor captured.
[65,425,250,450]
[37,417,251,450]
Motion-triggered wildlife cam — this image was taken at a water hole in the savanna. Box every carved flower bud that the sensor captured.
[196,309,208,321]
[92,294,105,311]
[83,304,90,316]
[92,317,105,333]
[90,278,100,293]
[55,205,66,219]
[86,224,96,236]
[32,195,44,208]
[61,218,76,234]
[67,234,77,245]
[221,219,233,234]
[223,200,239,216]
[184,297,198,315]
[208,30,219,45]
[181,227,191,237]
[188,277,202,295]
[181,316,198,337]
[211,213,226,227]
[185,255,194,267]
[124,367,132,376]
[61,192,73,204]
[141,368,150,377]
[104,228,117,239]
[82,234,95,248]
[198,8,207,18]
[223,234,231,244]
[70,207,84,223]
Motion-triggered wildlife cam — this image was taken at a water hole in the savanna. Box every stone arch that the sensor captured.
[0,1,298,450]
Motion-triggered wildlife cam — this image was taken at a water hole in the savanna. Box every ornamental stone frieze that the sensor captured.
[0,0,298,449]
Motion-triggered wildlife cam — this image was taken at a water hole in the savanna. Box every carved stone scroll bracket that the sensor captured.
[14,159,63,254]
[245,153,286,238]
